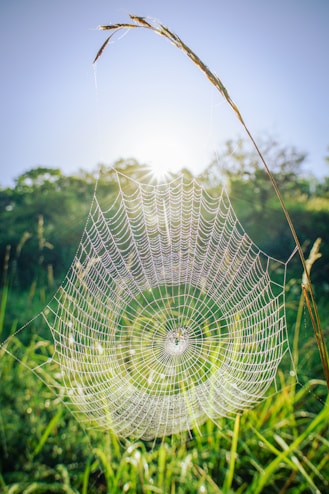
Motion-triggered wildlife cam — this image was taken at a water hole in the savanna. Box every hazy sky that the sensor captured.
[1,0,328,187]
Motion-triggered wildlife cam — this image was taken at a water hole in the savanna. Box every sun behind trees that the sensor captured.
[0,139,329,491]
[0,137,328,324]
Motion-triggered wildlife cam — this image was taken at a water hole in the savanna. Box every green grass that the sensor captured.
[0,250,328,493]
[0,306,328,493]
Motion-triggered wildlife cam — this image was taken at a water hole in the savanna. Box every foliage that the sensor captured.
[204,136,307,196]
[202,137,329,285]
[1,142,329,492]
[1,147,329,293]
[0,146,328,332]
[1,320,328,493]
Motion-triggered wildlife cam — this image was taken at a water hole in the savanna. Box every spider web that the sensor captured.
[42,173,289,440]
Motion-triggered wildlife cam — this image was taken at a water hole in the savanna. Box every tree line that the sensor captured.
[1,138,328,307]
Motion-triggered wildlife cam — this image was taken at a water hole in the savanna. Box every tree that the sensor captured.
[0,160,149,291]
[203,136,307,205]
[14,167,62,192]
[199,137,309,254]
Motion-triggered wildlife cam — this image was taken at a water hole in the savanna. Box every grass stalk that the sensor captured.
[248,400,328,494]
[93,447,115,491]
[0,245,11,341]
[95,14,329,391]
[223,413,240,493]
[82,456,93,494]
[0,284,8,341]
[32,408,63,457]
[157,443,167,490]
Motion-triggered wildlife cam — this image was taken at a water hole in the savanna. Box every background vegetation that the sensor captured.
[0,138,328,493]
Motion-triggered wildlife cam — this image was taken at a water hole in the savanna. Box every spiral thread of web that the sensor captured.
[44,175,288,439]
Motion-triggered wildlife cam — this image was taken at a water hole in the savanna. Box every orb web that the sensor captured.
[44,174,289,440]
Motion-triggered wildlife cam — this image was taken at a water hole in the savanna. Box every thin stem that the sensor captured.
[95,14,329,390]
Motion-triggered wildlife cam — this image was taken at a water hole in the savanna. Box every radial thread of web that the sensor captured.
[43,174,289,440]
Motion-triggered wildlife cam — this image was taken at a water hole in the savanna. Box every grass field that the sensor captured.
[0,275,328,493]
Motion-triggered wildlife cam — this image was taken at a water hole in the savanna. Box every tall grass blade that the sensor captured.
[0,284,8,341]
[223,413,240,493]
[96,14,329,391]
[92,447,115,491]
[81,456,92,494]
[32,408,63,457]
[157,443,167,490]
[0,245,11,341]
[274,434,319,492]
[248,400,328,494]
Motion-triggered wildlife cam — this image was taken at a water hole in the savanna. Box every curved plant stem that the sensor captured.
[95,14,329,390]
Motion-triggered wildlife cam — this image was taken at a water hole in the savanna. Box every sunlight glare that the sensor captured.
[148,160,172,182]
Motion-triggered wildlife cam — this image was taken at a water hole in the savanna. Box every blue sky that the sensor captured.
[0,0,328,187]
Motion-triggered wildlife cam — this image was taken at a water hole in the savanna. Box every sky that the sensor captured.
[0,0,329,187]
